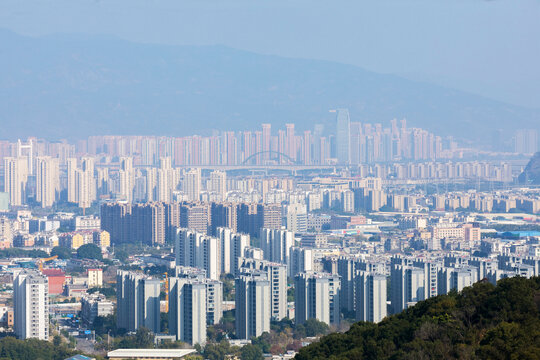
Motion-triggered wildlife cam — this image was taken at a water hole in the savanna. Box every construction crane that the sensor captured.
[38,255,58,271]
[163,272,169,313]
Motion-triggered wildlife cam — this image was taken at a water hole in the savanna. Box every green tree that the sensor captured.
[115,248,129,262]
[52,335,63,347]
[76,243,103,260]
[134,327,154,348]
[240,344,263,360]
[302,318,329,337]
[51,246,72,259]
[203,340,232,360]
[87,287,116,298]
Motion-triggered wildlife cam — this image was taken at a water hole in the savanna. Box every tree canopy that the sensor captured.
[76,243,103,260]
[51,246,72,259]
[0,336,79,360]
[295,276,540,360]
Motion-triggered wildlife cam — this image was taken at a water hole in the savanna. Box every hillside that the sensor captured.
[296,276,540,360]
[1,29,539,141]
[518,152,540,185]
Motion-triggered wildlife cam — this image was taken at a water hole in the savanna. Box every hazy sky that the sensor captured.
[1,0,539,108]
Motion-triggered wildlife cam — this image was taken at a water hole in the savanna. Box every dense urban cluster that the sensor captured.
[0,112,539,360]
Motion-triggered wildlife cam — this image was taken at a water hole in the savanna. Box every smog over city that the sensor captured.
[0,1,539,360]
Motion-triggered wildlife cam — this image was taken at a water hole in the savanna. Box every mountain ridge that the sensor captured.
[1,29,538,142]
[296,276,540,360]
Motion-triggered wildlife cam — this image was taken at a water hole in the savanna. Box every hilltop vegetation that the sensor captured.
[519,152,540,185]
[296,276,540,360]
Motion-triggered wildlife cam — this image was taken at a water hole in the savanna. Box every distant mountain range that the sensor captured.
[1,29,538,142]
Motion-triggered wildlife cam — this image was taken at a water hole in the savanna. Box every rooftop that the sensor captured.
[107,348,196,359]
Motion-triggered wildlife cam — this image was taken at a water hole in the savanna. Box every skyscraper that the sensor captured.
[336,109,351,164]
[235,273,271,339]
[67,157,96,209]
[514,129,538,154]
[119,156,134,202]
[217,227,232,273]
[13,270,49,340]
[116,271,161,333]
[238,259,288,320]
[260,228,293,265]
[168,277,207,345]
[3,157,28,206]
[390,265,425,314]
[36,156,59,208]
[286,203,307,234]
[175,228,220,280]
[355,271,387,323]
[262,123,271,161]
[184,168,201,201]
[209,170,226,200]
[295,271,341,326]
[288,247,314,278]
[285,123,296,161]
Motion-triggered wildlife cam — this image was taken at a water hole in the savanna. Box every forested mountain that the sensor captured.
[296,276,540,360]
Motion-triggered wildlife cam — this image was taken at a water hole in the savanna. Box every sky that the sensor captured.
[1,0,539,109]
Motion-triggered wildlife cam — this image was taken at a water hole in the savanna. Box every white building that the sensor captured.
[116,271,161,333]
[260,228,293,265]
[169,277,207,345]
[235,273,271,339]
[390,265,425,314]
[81,292,114,325]
[14,270,49,340]
[184,168,201,201]
[355,272,387,323]
[4,157,28,206]
[288,247,314,278]
[286,203,307,234]
[35,156,59,208]
[294,271,340,326]
[238,258,288,321]
[176,228,220,280]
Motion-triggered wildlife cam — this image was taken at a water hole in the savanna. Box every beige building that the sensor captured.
[36,156,59,208]
[3,157,28,206]
[87,269,103,287]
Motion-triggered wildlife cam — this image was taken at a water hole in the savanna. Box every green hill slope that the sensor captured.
[518,152,540,185]
[296,276,540,360]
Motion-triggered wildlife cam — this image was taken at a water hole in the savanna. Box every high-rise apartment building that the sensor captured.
[67,157,96,209]
[260,228,293,265]
[238,258,288,320]
[4,157,28,206]
[208,170,226,200]
[390,265,425,315]
[286,203,307,234]
[514,129,538,154]
[174,266,223,325]
[168,277,207,345]
[13,270,49,340]
[175,228,220,280]
[119,157,135,202]
[355,272,387,323]
[217,227,232,274]
[184,168,201,201]
[288,247,314,278]
[116,271,161,333]
[336,109,351,164]
[235,273,271,339]
[295,271,341,326]
[35,156,59,208]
